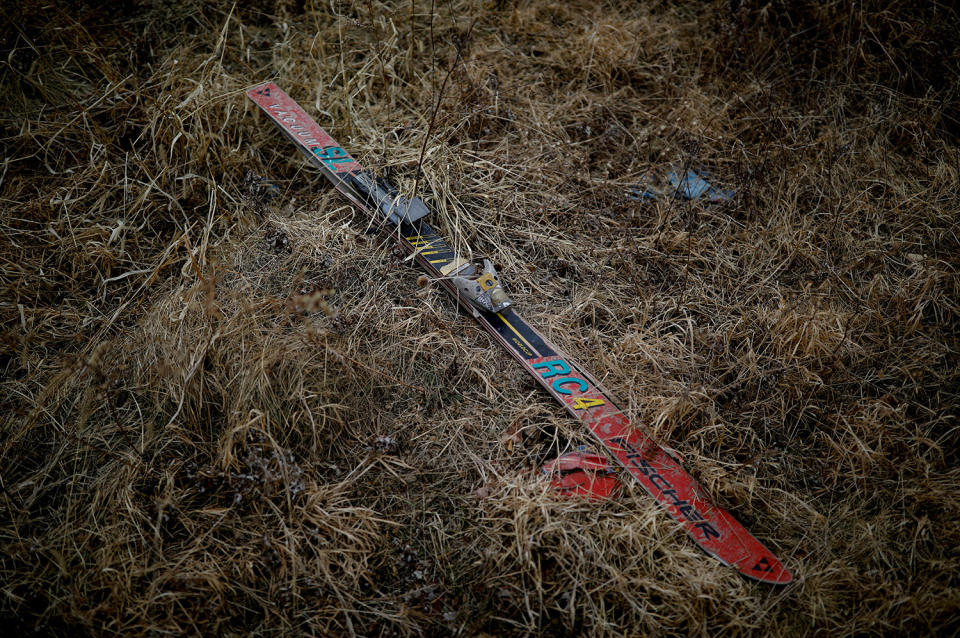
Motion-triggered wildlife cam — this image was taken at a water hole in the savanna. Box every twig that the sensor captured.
[411,19,476,201]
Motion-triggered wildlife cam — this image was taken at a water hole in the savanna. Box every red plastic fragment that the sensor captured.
[543,449,613,474]
[543,448,622,499]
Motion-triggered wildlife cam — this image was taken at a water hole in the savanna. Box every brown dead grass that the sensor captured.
[2,0,959,635]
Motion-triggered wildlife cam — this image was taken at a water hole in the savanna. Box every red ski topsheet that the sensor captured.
[525,355,791,584]
[246,81,792,585]
[248,83,361,175]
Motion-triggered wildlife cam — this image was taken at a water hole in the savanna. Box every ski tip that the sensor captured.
[737,553,792,585]
[246,81,279,99]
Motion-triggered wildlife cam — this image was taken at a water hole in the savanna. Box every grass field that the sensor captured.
[2,1,959,635]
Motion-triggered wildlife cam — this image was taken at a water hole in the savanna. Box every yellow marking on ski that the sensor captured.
[406,236,439,245]
[428,258,447,264]
[497,312,536,355]
[510,337,533,357]
[572,397,605,410]
[406,236,449,262]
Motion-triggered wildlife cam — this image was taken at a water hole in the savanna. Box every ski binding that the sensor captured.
[449,258,512,315]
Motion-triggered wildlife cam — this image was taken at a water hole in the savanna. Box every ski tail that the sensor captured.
[524,350,792,584]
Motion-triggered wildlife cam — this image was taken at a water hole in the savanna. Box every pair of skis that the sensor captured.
[246,82,791,584]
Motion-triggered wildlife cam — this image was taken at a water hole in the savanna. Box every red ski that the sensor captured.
[246,82,792,584]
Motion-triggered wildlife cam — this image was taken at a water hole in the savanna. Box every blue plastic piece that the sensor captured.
[628,169,734,203]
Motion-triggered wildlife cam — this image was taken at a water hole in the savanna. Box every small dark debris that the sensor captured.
[245,170,281,202]
[244,171,282,217]
[264,227,291,253]
[182,429,306,509]
[368,435,400,455]
[288,283,334,316]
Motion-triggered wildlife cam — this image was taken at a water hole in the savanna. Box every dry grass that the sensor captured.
[2,0,959,635]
